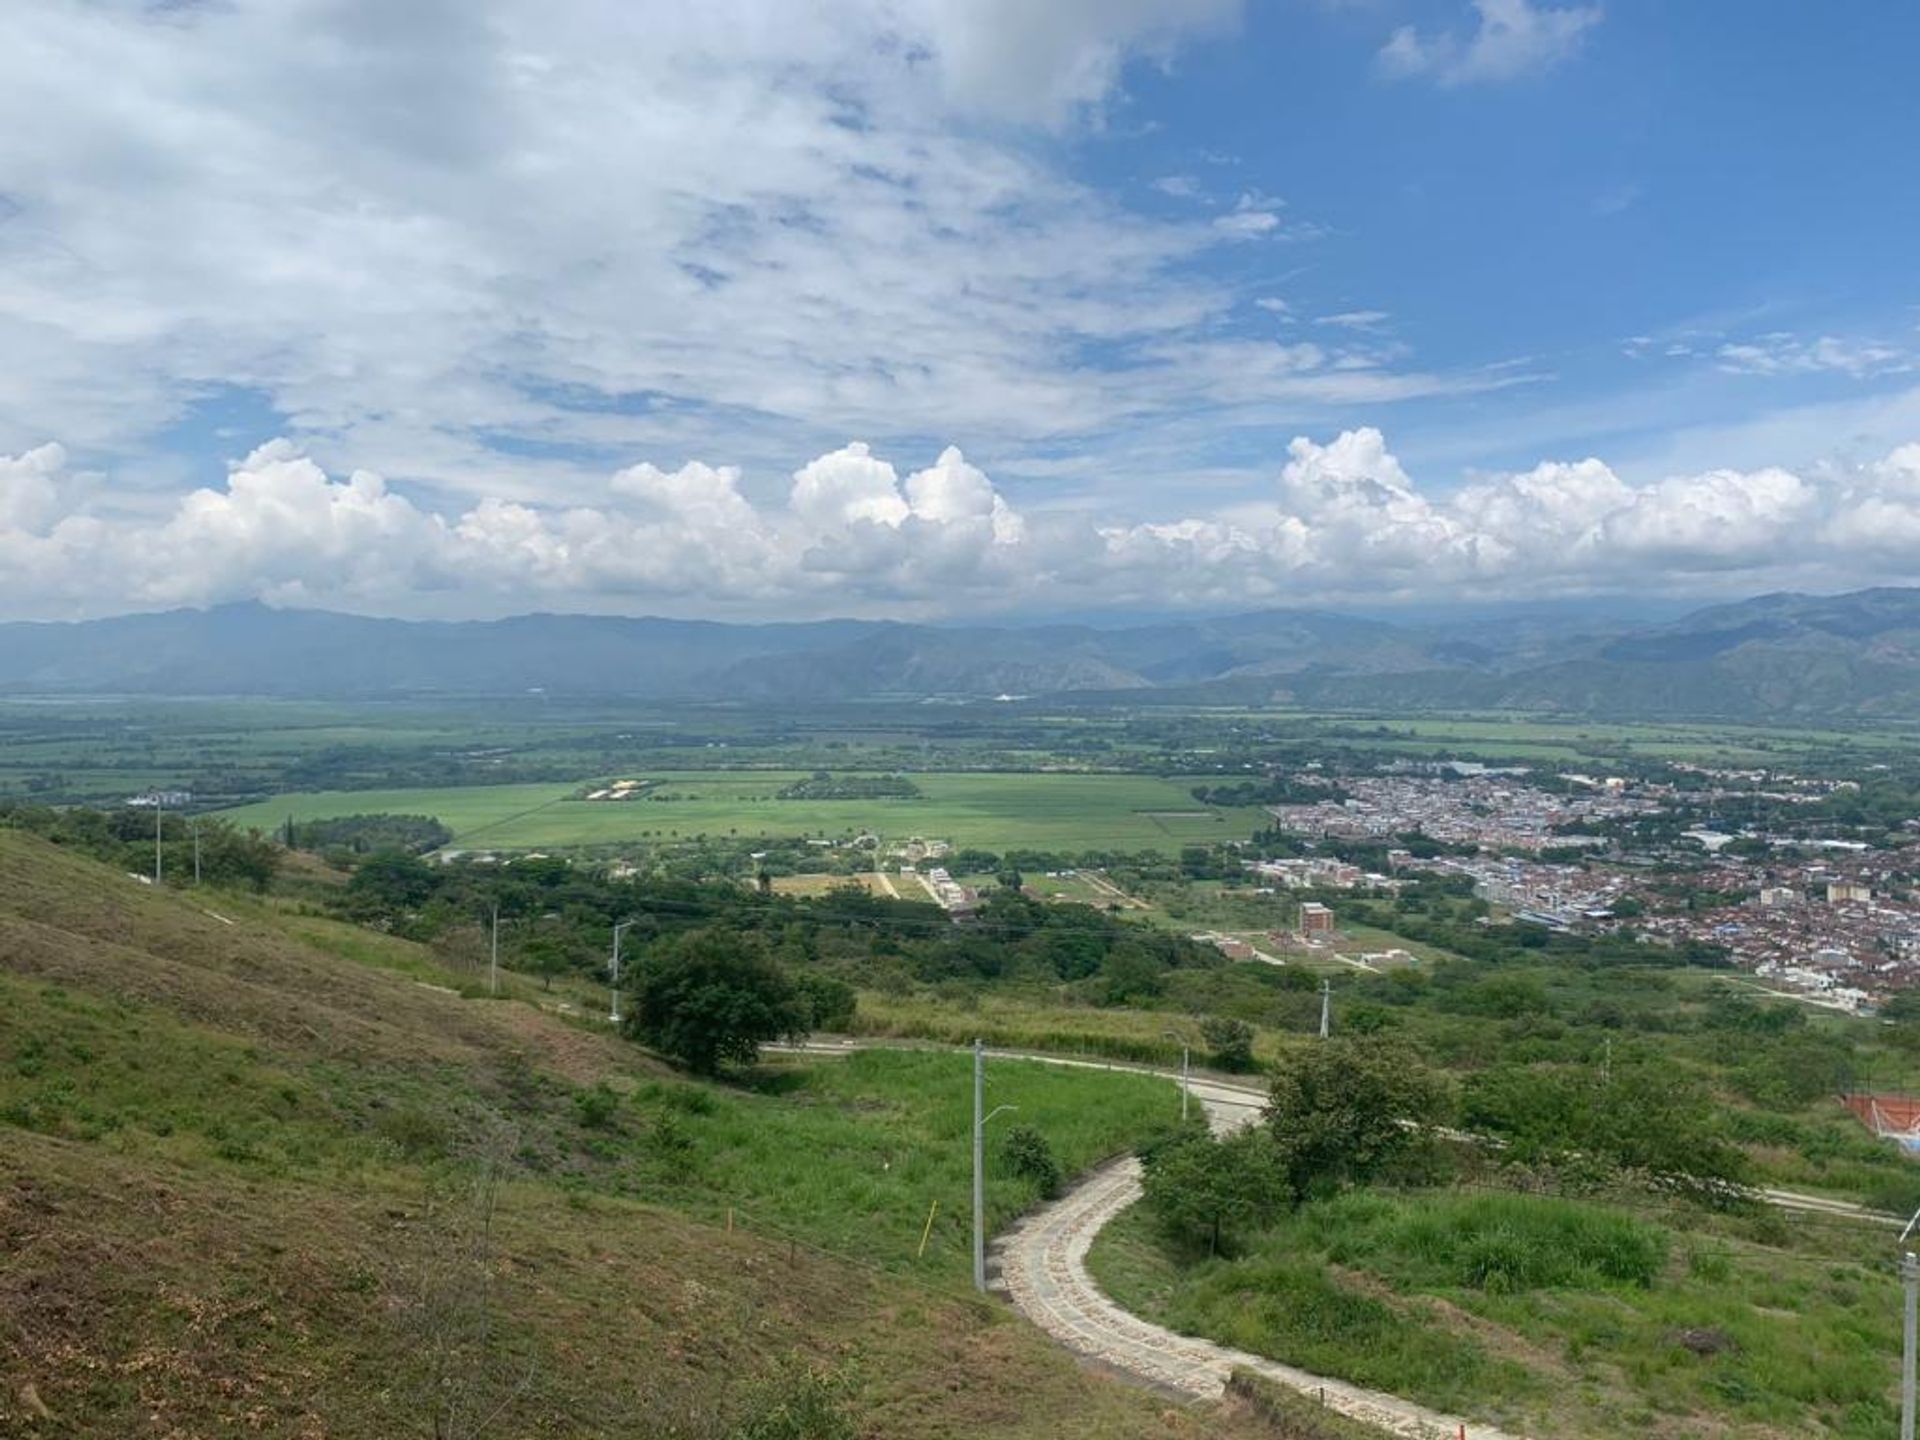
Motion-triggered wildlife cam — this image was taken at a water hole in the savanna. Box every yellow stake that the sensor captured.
[916,1199,939,1259]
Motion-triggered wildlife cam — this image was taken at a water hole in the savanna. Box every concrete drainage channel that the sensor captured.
[778,1040,1521,1439]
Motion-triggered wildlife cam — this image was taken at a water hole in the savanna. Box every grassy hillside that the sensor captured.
[1090,1184,1902,1440]
[0,831,1269,1438]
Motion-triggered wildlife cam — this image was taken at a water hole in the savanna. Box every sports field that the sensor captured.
[218,769,1262,852]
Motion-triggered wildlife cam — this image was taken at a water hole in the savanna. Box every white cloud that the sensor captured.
[0,443,68,532]
[5,429,1919,620]
[1315,310,1392,330]
[908,0,1244,128]
[1212,192,1283,239]
[1717,333,1912,379]
[0,0,1340,498]
[1379,0,1602,87]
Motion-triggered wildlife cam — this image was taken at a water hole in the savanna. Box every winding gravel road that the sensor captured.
[776,1038,1887,1438]
[991,1078,1523,1440]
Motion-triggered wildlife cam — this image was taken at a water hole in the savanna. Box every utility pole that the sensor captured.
[1318,978,1332,1039]
[610,918,636,1026]
[153,793,164,885]
[488,903,500,997]
[1602,1036,1612,1086]
[1904,1249,1918,1440]
[191,818,201,886]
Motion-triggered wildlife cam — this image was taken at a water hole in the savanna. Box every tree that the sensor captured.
[793,972,856,1032]
[1200,1016,1257,1073]
[1265,1038,1448,1202]
[191,820,282,892]
[1139,1128,1285,1255]
[346,850,440,915]
[627,929,806,1075]
[519,933,574,992]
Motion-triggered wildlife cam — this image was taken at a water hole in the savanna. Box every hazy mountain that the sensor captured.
[4,589,1919,717]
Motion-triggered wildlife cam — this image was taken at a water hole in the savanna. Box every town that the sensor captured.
[1251,764,1920,1013]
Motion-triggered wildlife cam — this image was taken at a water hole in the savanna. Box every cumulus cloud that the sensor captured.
[0,443,68,532]
[1379,0,1602,86]
[6,429,1920,620]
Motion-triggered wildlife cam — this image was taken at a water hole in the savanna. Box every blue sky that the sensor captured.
[1089,1,1920,487]
[0,0,1917,620]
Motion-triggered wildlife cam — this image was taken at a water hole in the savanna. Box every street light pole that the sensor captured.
[973,1038,985,1291]
[1904,1249,1918,1440]
[970,1039,1020,1293]
[610,919,637,1026]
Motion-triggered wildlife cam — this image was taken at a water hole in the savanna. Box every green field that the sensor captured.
[219,770,1263,852]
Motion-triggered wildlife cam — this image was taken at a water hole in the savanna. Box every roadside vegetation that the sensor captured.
[1087,1033,1903,1439]
[1093,1189,1897,1440]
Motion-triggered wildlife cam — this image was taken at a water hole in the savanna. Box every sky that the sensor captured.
[1,0,1918,622]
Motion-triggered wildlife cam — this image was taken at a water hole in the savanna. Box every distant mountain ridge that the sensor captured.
[4,588,1920,718]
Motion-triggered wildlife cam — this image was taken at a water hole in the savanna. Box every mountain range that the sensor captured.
[4,588,1919,719]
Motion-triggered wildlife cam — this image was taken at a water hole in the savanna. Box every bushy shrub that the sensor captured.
[727,1358,857,1440]
[1001,1124,1063,1198]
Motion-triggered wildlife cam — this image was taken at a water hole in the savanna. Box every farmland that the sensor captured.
[218,769,1265,852]
[9,693,1920,818]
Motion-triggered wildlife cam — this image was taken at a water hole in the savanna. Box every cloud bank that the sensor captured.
[0,0,1438,505]
[5,430,1917,621]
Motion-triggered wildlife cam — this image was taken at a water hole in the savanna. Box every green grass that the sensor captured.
[0,966,1177,1288]
[218,769,1263,851]
[1090,1188,1904,1440]
[0,828,1264,1440]
[1091,1207,1532,1416]
[659,1047,1183,1275]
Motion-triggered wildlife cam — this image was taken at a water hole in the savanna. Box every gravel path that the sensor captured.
[779,1036,1880,1437]
[992,1084,1528,1440]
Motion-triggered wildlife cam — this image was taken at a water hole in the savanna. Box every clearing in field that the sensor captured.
[218,770,1264,852]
